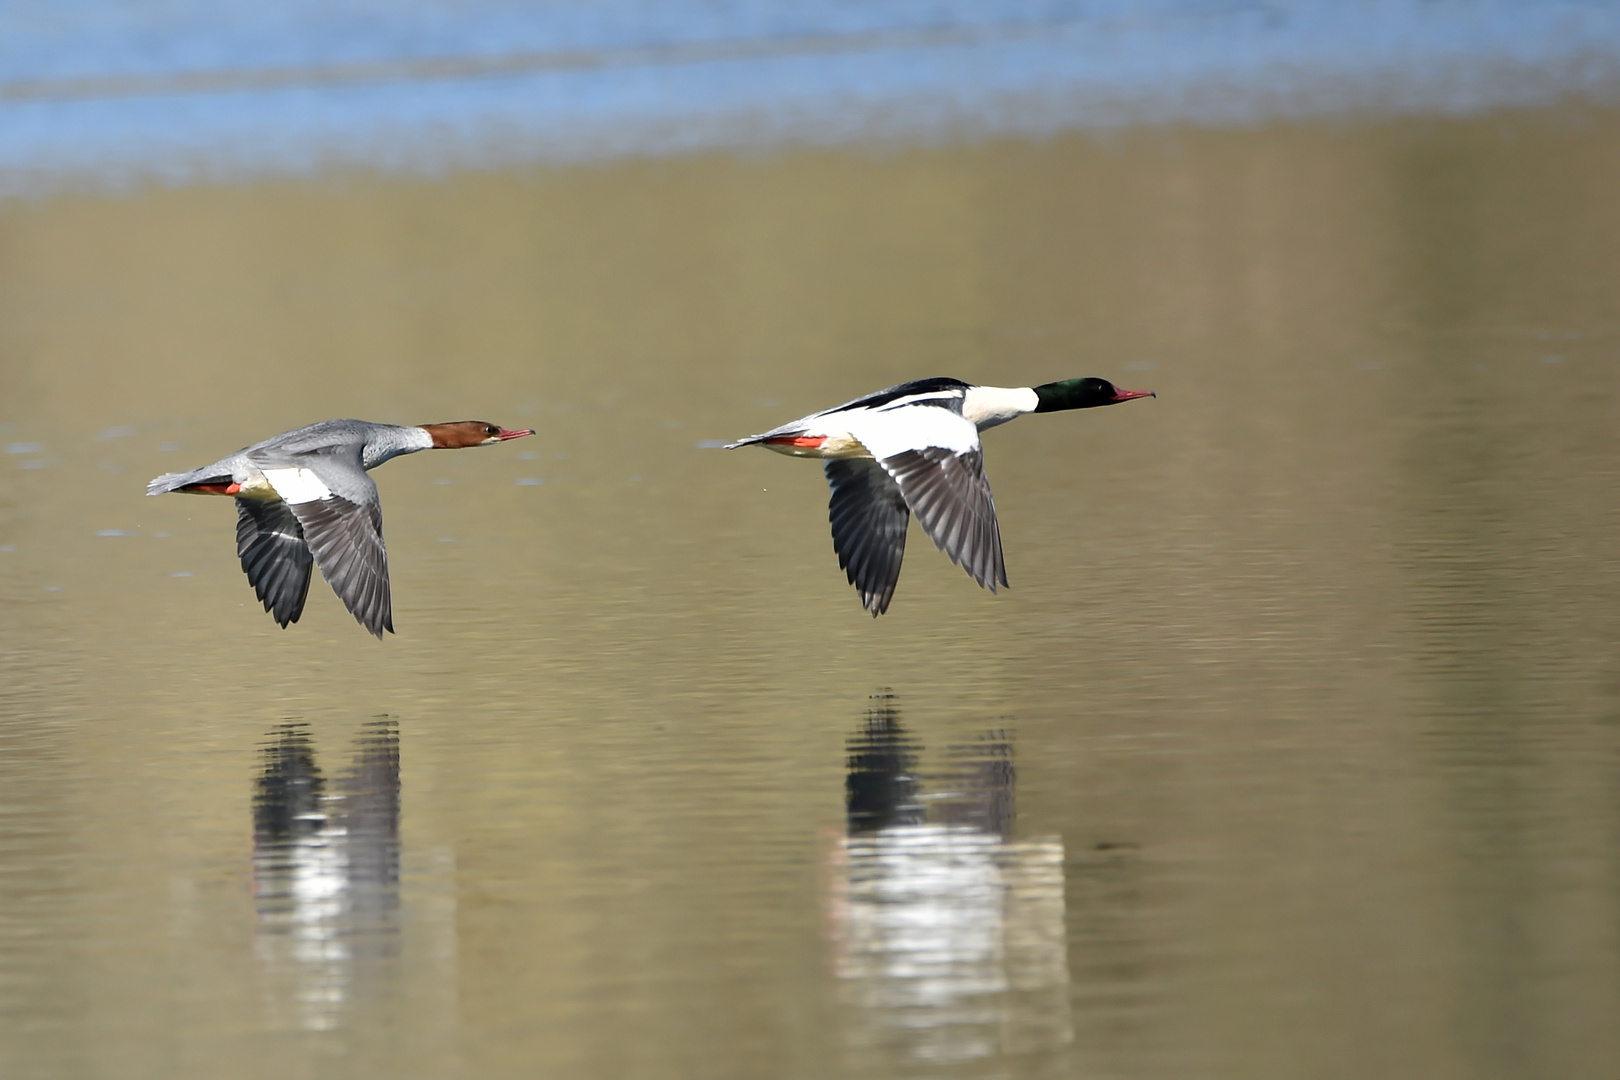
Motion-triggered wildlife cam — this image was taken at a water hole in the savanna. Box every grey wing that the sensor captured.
[287,493,392,638]
[825,458,911,617]
[879,447,1007,593]
[243,419,378,460]
[235,499,314,628]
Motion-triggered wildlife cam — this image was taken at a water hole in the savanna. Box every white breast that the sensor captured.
[961,385,1039,430]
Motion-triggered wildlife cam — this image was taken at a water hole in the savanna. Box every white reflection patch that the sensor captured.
[829,827,1071,1066]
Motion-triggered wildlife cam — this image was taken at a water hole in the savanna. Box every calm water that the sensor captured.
[3,106,1620,1077]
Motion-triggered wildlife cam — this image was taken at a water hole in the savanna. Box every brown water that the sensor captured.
[2,106,1619,1079]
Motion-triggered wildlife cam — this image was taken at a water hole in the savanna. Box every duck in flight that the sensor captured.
[726,377,1153,615]
[147,419,534,637]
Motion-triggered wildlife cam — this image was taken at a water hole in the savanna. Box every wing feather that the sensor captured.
[879,446,1007,593]
[824,458,911,617]
[235,499,314,628]
[287,495,393,638]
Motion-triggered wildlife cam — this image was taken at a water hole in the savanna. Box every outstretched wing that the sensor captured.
[235,498,314,628]
[258,462,392,638]
[286,494,392,638]
[844,406,1007,594]
[825,458,911,617]
[878,446,1006,593]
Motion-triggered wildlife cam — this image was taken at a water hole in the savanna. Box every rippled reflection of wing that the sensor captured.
[825,458,911,617]
[880,447,1006,593]
[288,495,392,638]
[236,498,314,628]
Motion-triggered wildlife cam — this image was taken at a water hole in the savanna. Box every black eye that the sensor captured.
[486,426,499,436]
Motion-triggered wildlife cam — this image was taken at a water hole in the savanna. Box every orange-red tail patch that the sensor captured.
[767,436,827,449]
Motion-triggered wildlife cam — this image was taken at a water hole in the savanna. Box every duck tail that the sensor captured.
[147,469,230,496]
[147,472,192,496]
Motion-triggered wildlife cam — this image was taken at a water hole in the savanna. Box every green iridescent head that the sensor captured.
[1032,377,1155,412]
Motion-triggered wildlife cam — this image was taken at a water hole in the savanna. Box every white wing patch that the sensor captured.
[262,467,334,505]
[845,405,979,461]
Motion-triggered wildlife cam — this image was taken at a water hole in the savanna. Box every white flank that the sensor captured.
[263,467,334,505]
[845,404,979,460]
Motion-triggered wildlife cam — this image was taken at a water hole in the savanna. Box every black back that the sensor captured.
[826,377,971,414]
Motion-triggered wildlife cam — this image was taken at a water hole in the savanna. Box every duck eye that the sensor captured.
[486,426,499,436]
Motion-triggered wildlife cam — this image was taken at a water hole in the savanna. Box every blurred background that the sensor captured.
[3,2,1620,1078]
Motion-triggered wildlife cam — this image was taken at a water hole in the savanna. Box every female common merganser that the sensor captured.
[147,419,533,637]
[726,377,1153,616]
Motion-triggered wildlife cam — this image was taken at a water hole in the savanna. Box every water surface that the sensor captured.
[1,107,1620,1077]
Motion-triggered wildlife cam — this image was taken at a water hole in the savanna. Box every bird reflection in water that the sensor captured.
[829,694,1071,1073]
[251,719,400,1033]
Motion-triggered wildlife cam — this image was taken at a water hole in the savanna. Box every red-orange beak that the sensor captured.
[1111,388,1155,403]
[497,428,535,441]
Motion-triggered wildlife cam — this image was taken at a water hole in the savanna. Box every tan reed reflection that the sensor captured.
[827,694,1071,1074]
[250,720,401,1033]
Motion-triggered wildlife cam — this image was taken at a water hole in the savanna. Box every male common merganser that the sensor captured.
[726,377,1153,616]
[147,419,534,637]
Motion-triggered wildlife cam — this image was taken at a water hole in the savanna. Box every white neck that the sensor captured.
[961,385,1039,431]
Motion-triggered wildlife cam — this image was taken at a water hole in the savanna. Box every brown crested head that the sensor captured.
[421,421,536,449]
